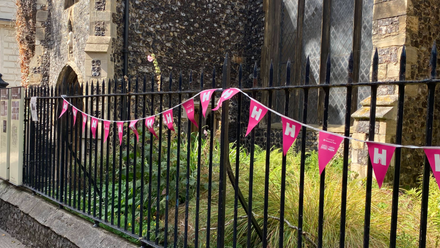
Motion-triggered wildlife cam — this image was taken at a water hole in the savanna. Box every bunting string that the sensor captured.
[59,88,439,150]
[59,90,214,123]
[51,88,440,188]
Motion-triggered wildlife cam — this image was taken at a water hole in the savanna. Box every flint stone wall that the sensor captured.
[112,0,264,90]
[399,0,440,187]
[0,180,136,248]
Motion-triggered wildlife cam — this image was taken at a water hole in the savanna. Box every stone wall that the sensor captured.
[0,180,137,248]
[400,0,440,187]
[29,0,91,86]
[112,0,264,91]
[351,0,440,188]
[350,0,403,185]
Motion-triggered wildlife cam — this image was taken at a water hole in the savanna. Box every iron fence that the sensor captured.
[22,44,440,247]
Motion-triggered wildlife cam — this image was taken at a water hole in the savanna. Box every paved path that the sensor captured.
[0,229,26,248]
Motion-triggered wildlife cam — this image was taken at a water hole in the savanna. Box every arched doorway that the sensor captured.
[56,65,83,135]
[55,65,84,200]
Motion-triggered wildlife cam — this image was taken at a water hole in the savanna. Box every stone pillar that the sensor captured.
[28,0,49,85]
[351,95,398,179]
[350,0,440,187]
[84,0,116,83]
[350,0,406,182]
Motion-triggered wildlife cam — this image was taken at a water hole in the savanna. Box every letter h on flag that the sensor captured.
[163,109,174,131]
[200,89,216,117]
[366,142,396,188]
[59,100,69,118]
[245,100,268,136]
[145,116,158,138]
[91,118,98,139]
[282,117,302,155]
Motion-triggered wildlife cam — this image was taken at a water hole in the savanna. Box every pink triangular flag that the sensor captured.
[245,100,268,136]
[163,109,174,131]
[200,89,216,117]
[129,120,140,142]
[91,118,99,139]
[72,107,78,126]
[59,100,69,118]
[117,122,124,145]
[103,121,111,143]
[145,116,158,138]
[424,148,440,190]
[318,132,344,175]
[281,117,302,155]
[367,142,396,188]
[81,113,88,133]
[212,88,240,111]
[183,99,198,128]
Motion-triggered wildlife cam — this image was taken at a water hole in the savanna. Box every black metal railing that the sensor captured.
[23,44,440,247]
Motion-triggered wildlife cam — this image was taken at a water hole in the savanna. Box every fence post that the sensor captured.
[217,53,230,248]
[419,42,437,248]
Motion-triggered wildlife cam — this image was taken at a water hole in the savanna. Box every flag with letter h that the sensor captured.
[281,117,302,155]
[245,100,268,136]
[163,109,175,131]
[91,118,99,139]
[59,100,69,118]
[212,88,240,111]
[145,116,158,138]
[72,107,78,126]
[117,122,124,145]
[129,120,140,142]
[367,142,396,188]
[200,89,216,117]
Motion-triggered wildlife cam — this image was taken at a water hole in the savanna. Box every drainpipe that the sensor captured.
[122,0,129,120]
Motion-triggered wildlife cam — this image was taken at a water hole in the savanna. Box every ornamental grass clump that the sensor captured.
[204,147,440,247]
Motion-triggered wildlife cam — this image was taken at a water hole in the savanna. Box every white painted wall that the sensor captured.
[0,0,21,87]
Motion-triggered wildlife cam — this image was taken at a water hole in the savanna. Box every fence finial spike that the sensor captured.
[238,64,243,88]
[325,54,331,84]
[269,60,274,87]
[305,56,310,86]
[253,62,257,78]
[169,72,173,90]
[399,46,407,80]
[373,48,379,63]
[348,51,354,73]
[430,42,437,79]
[200,69,204,88]
[179,71,182,91]
[223,53,228,67]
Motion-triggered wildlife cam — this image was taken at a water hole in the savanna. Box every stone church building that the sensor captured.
[19,0,440,187]
[25,0,264,90]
